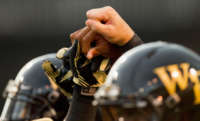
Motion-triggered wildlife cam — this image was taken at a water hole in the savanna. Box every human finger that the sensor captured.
[86,19,111,37]
[81,30,96,55]
[88,36,123,59]
[87,47,101,59]
[86,6,113,21]
[70,29,81,43]
[86,36,110,59]
[70,27,90,42]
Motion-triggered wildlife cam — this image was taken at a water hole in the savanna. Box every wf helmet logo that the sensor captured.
[154,62,200,104]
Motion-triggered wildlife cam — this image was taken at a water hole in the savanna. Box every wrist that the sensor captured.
[119,33,143,52]
[118,30,135,46]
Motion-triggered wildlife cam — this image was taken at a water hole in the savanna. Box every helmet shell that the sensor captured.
[107,41,200,97]
[0,53,63,121]
[15,53,62,88]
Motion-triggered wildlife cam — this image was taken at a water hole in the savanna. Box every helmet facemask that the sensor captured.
[1,79,61,121]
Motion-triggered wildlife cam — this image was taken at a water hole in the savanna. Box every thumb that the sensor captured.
[86,19,107,35]
[86,47,101,60]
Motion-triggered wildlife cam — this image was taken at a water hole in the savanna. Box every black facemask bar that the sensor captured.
[1,80,60,121]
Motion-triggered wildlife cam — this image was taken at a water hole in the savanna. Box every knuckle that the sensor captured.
[86,9,95,17]
[104,6,117,16]
[86,10,91,17]
[104,6,113,10]
[70,33,74,38]
[70,34,76,40]
[105,6,114,13]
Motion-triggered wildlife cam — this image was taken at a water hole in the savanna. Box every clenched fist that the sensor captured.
[70,27,122,60]
[70,6,138,60]
[86,6,135,46]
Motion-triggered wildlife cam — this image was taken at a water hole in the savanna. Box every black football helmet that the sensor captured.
[0,53,69,121]
[94,42,200,121]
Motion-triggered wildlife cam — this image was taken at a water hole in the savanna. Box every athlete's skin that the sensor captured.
[70,6,136,59]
